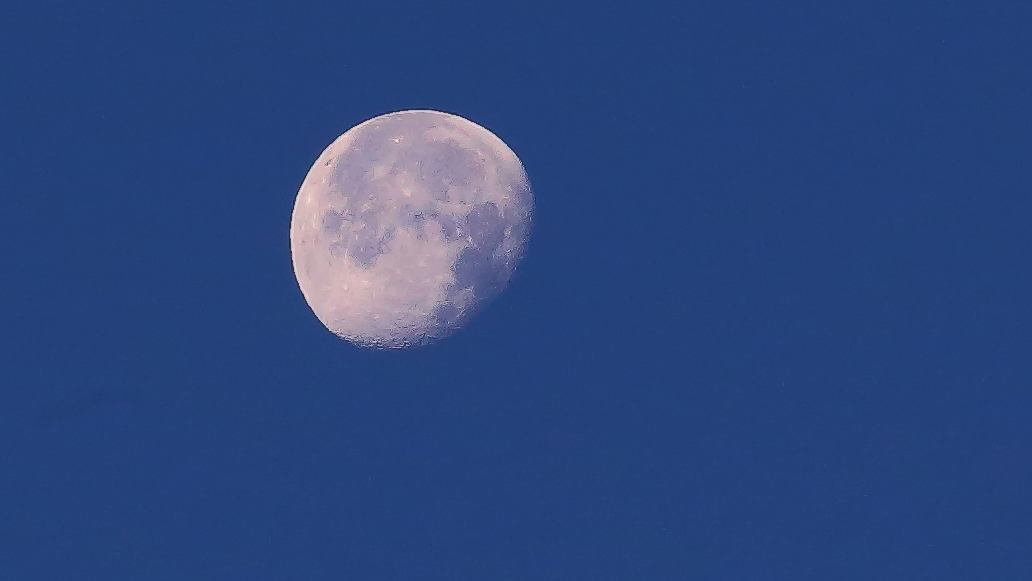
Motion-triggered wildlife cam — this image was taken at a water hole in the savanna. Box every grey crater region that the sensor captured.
[290,110,534,348]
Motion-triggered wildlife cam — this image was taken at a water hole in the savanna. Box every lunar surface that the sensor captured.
[290,110,534,348]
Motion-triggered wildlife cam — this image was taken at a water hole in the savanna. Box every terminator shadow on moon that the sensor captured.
[290,110,534,348]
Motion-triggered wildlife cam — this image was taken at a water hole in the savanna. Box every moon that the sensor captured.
[290,110,534,348]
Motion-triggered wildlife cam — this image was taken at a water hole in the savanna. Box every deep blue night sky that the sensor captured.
[2,1,1031,579]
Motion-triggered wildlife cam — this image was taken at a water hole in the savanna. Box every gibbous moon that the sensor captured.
[290,110,534,348]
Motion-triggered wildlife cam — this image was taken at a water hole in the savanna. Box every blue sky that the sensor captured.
[2,1,1031,579]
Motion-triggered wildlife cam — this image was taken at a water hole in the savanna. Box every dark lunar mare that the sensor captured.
[434,200,523,331]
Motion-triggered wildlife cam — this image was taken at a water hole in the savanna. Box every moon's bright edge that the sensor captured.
[290,110,534,348]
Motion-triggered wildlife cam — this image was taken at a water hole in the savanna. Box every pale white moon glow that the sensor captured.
[290,110,534,348]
